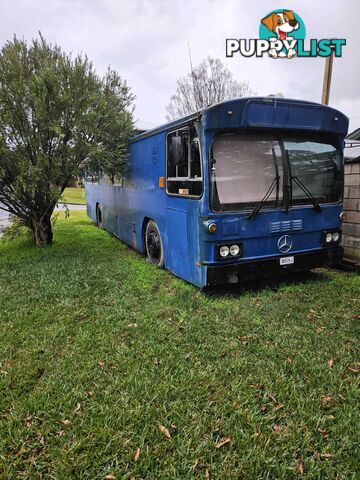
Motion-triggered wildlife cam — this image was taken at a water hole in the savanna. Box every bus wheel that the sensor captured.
[145,220,164,267]
[96,205,103,229]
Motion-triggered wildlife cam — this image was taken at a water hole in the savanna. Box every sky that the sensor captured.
[2,0,359,132]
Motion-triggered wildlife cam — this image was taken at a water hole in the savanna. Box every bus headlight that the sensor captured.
[325,233,333,243]
[219,245,230,257]
[218,243,242,259]
[332,232,340,242]
[323,231,341,245]
[229,244,240,256]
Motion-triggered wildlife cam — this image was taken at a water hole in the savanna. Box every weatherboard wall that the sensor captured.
[343,159,360,261]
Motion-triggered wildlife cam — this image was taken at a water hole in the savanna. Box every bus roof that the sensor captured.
[129,96,349,143]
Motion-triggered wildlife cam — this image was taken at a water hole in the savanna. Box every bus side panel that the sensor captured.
[129,131,204,287]
[86,182,166,252]
[86,185,97,224]
[86,129,206,287]
[126,133,166,252]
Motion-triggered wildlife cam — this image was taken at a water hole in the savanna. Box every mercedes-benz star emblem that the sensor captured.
[277,235,292,253]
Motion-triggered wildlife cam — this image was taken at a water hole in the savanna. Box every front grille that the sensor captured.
[269,219,303,234]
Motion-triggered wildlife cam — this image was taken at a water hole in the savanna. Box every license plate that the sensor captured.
[280,256,294,266]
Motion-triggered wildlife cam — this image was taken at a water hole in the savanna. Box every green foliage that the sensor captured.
[0,34,134,245]
[1,216,31,242]
[0,211,359,479]
[86,67,134,181]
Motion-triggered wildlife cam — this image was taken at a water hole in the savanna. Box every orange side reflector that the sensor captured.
[159,176,165,188]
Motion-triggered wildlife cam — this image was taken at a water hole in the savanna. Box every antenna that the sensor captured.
[187,42,197,109]
[187,42,194,74]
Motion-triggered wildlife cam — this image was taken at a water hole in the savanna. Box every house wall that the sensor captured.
[343,160,360,261]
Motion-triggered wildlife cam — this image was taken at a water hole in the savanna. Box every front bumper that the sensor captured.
[206,247,343,286]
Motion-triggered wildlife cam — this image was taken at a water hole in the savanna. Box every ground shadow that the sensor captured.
[204,269,332,298]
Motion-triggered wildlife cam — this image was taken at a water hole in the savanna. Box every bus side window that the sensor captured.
[190,136,201,178]
[167,127,202,197]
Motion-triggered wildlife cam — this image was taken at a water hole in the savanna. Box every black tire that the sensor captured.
[145,220,164,267]
[96,205,103,229]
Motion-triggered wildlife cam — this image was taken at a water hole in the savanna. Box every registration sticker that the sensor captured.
[280,256,294,266]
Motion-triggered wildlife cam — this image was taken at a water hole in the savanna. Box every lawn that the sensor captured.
[59,187,86,205]
[0,211,359,479]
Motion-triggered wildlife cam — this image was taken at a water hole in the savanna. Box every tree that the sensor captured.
[0,34,134,246]
[166,56,254,120]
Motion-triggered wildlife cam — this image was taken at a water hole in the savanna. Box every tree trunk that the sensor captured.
[32,214,53,246]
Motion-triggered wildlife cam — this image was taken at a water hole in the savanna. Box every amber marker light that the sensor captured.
[340,212,346,222]
[208,223,217,233]
[158,176,165,188]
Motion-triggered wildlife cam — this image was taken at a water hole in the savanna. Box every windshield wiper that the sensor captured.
[247,147,280,220]
[247,175,279,220]
[283,149,321,213]
[290,175,322,212]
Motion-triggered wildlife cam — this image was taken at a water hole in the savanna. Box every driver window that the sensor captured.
[167,126,202,197]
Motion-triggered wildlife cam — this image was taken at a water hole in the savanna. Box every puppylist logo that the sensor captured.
[226,9,346,59]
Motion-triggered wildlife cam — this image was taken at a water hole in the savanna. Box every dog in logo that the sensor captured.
[261,10,299,59]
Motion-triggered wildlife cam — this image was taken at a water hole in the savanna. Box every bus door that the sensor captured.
[165,125,203,283]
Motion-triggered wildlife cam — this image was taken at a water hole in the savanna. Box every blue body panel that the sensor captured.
[86,97,349,287]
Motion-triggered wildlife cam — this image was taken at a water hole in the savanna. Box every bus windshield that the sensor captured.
[211,133,342,212]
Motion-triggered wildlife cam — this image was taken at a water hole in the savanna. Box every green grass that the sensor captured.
[0,211,359,479]
[59,187,86,205]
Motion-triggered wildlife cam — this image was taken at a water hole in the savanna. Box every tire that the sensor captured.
[145,220,164,267]
[96,205,103,229]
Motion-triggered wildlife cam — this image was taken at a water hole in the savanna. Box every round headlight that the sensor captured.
[229,244,240,256]
[332,232,340,242]
[325,233,333,243]
[219,245,230,257]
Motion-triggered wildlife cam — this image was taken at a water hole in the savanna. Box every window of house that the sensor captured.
[166,126,202,197]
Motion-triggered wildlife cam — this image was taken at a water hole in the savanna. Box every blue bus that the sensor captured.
[86,97,348,287]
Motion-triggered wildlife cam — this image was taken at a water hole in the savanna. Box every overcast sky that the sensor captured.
[2,0,359,132]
